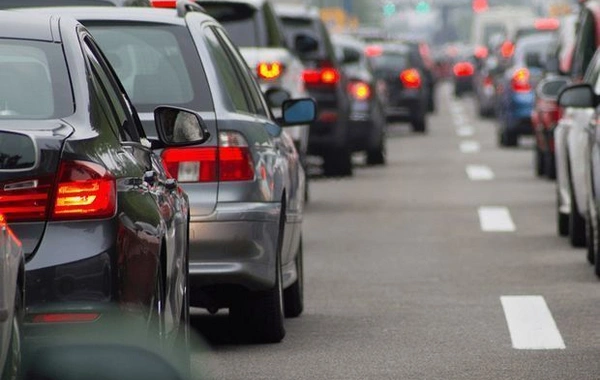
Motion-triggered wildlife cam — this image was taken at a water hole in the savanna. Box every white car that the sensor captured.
[0,214,24,380]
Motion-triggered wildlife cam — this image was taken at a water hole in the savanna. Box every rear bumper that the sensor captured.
[188,202,281,298]
[385,91,424,121]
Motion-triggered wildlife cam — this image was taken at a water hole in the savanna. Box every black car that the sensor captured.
[332,34,387,165]
[366,43,429,133]
[275,3,354,177]
[0,11,203,369]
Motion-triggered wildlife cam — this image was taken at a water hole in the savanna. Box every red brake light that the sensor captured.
[0,176,53,222]
[535,18,560,31]
[501,41,515,59]
[302,68,340,85]
[512,68,531,93]
[257,61,284,80]
[453,62,475,77]
[151,0,176,7]
[51,161,116,220]
[161,132,254,183]
[400,69,421,89]
[348,81,372,100]
[365,45,383,57]
[472,0,488,13]
[475,46,488,59]
[483,75,493,87]
[31,313,100,323]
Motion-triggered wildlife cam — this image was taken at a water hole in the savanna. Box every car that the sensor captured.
[332,34,387,165]
[451,48,477,97]
[404,40,437,113]
[195,0,311,182]
[366,42,429,133]
[48,6,315,342]
[554,0,600,249]
[0,10,200,368]
[275,3,355,177]
[495,32,556,147]
[470,6,536,50]
[0,214,24,380]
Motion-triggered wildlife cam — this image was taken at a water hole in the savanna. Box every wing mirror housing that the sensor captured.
[342,47,361,65]
[279,98,317,127]
[537,77,569,99]
[153,106,210,148]
[558,84,598,109]
[264,87,291,109]
[294,33,319,54]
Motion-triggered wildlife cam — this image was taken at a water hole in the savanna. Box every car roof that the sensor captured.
[15,6,213,25]
[273,3,319,19]
[332,34,365,49]
[197,0,265,9]
[0,0,150,8]
[0,10,59,41]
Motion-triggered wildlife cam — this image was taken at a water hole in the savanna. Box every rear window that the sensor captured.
[86,23,213,113]
[279,16,333,60]
[201,3,262,47]
[370,51,410,73]
[514,34,555,64]
[0,40,73,120]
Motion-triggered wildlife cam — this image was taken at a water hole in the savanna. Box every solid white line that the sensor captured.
[457,126,475,137]
[478,206,515,232]
[501,296,566,350]
[466,165,494,181]
[460,140,480,153]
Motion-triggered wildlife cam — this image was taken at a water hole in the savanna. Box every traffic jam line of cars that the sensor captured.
[0,0,443,378]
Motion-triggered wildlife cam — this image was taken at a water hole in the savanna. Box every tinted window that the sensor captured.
[370,52,410,73]
[279,17,334,60]
[201,3,263,47]
[0,40,73,120]
[0,132,35,170]
[86,23,213,113]
[572,11,597,80]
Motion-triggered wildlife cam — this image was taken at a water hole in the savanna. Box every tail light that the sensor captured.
[348,81,372,100]
[151,0,176,7]
[0,160,116,222]
[400,69,421,89]
[483,75,494,87]
[453,62,475,77]
[257,61,284,80]
[501,41,515,59]
[161,131,254,183]
[31,313,100,323]
[302,68,340,85]
[511,68,531,93]
[475,46,488,59]
[535,18,560,31]
[365,45,383,57]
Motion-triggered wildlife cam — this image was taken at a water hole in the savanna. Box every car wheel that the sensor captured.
[2,293,21,380]
[545,151,556,180]
[535,146,544,177]
[411,112,427,133]
[366,137,386,166]
[557,188,569,237]
[502,130,518,147]
[569,180,587,247]
[284,236,304,318]
[323,149,353,177]
[587,211,596,265]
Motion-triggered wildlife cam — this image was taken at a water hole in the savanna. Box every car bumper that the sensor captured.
[188,202,281,294]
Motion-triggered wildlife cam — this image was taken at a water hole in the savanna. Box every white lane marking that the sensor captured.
[460,140,480,153]
[457,126,475,137]
[478,207,515,232]
[466,165,494,181]
[501,296,566,350]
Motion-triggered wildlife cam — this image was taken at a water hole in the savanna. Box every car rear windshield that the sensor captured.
[279,16,331,59]
[370,52,410,72]
[86,23,213,113]
[0,39,73,120]
[514,34,554,65]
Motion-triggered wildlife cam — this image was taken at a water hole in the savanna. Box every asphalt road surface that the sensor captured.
[191,83,600,380]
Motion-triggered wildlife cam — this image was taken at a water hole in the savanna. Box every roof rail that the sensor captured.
[176,0,205,16]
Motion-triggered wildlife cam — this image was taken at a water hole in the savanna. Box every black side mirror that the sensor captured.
[342,47,361,65]
[264,87,291,109]
[294,34,319,54]
[525,52,543,69]
[154,106,210,147]
[280,98,317,126]
[558,84,598,108]
[537,77,569,99]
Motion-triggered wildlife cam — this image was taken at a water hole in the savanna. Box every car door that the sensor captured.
[80,32,183,332]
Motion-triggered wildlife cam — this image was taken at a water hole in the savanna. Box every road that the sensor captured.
[191,83,600,380]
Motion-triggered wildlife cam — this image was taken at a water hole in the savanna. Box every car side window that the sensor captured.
[212,27,269,118]
[204,27,253,114]
[588,49,600,93]
[83,36,140,143]
[572,11,596,80]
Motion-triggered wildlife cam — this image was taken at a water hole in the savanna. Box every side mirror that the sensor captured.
[294,34,319,54]
[525,52,543,69]
[154,106,210,147]
[537,77,569,99]
[280,98,316,126]
[264,88,291,109]
[342,47,361,65]
[558,84,597,108]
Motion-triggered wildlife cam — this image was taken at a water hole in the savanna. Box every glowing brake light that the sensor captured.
[257,62,284,80]
[365,45,383,57]
[535,18,560,31]
[512,68,531,93]
[475,46,488,59]
[31,313,100,323]
[400,69,421,89]
[151,0,176,7]
[302,68,340,85]
[453,62,475,77]
[501,41,515,59]
[348,81,372,100]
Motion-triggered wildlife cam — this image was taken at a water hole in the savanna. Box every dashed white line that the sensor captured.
[501,296,566,350]
[478,206,515,232]
[457,126,475,137]
[460,141,480,153]
[466,165,494,181]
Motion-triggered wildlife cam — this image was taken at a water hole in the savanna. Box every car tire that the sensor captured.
[545,152,556,180]
[411,112,427,133]
[569,180,587,247]
[535,146,544,177]
[323,149,353,177]
[366,137,386,166]
[2,293,21,380]
[587,211,596,265]
[557,188,569,237]
[284,236,304,318]
[230,212,286,343]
